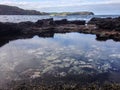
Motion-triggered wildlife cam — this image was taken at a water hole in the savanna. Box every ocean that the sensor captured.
[0,15,120,23]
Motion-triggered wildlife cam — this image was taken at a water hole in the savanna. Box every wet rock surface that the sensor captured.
[0,17,120,90]
[0,17,120,47]
[88,17,120,41]
[88,17,120,31]
[0,22,21,36]
[0,18,86,35]
[0,32,120,89]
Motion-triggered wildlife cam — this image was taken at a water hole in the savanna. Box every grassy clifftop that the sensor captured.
[49,12,94,16]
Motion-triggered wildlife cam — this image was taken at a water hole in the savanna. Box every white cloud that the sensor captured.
[0,0,120,9]
[0,0,120,14]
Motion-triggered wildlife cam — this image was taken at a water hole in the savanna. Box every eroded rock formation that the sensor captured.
[0,17,120,47]
[88,17,120,31]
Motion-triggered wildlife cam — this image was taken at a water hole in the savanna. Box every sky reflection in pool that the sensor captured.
[0,32,120,82]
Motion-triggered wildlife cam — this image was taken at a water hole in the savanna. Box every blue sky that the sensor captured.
[0,0,120,15]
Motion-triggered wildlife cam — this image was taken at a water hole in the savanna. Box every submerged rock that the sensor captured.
[46,55,58,61]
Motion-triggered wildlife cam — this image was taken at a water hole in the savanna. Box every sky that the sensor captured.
[0,0,120,15]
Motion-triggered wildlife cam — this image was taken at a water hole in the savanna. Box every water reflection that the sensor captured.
[0,32,120,48]
[0,32,120,88]
[0,15,119,23]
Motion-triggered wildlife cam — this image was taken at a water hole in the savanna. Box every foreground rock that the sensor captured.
[87,17,120,41]
[0,18,86,35]
[88,17,120,31]
[0,22,21,36]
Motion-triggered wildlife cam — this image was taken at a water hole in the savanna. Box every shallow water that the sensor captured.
[0,15,119,23]
[0,32,120,87]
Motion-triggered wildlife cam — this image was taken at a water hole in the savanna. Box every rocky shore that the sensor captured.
[0,17,120,90]
[0,17,120,47]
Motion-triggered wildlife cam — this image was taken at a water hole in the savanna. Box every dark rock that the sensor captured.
[0,22,22,36]
[43,18,54,25]
[35,18,86,26]
[96,32,120,41]
[0,32,55,47]
[35,20,44,26]
[0,18,120,43]
[35,18,54,26]
[88,17,120,31]
[19,21,35,28]
[54,19,68,25]
[54,19,85,25]
[68,20,85,25]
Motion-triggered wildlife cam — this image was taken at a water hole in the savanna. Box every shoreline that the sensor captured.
[0,17,120,90]
[0,17,120,47]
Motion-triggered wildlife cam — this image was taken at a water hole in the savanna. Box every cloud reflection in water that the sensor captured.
[0,33,120,82]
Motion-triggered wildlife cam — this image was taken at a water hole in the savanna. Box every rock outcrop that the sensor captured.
[0,18,86,35]
[88,17,120,31]
[0,22,21,36]
[0,17,120,47]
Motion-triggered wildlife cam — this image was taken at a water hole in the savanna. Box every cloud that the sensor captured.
[39,3,120,15]
[0,0,120,9]
[0,0,120,14]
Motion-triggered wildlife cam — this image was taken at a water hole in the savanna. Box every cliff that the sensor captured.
[0,5,47,15]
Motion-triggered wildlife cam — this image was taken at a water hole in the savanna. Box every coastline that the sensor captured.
[0,17,120,43]
[0,17,120,90]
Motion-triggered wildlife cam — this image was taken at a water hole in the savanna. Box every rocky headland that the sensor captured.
[49,12,94,16]
[0,5,94,15]
[0,5,47,15]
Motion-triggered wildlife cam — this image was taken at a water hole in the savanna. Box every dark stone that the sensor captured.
[0,18,120,43]
[35,20,44,26]
[0,22,22,36]
[88,17,120,31]
[36,18,86,26]
[35,18,54,26]
[54,19,68,25]
[68,20,85,25]
[19,21,35,28]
